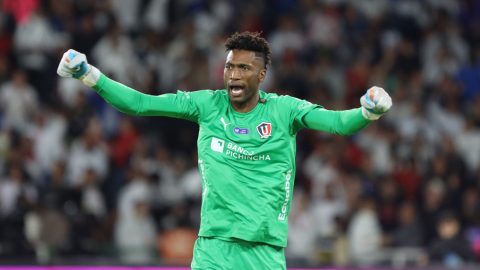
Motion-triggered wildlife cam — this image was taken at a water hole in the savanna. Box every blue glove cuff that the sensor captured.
[68,52,89,79]
[365,107,390,115]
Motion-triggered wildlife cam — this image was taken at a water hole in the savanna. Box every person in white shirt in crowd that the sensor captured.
[0,163,37,217]
[454,117,480,175]
[305,4,341,49]
[268,14,305,61]
[357,121,394,175]
[0,70,39,132]
[66,118,108,188]
[311,180,348,238]
[24,109,67,180]
[115,168,156,265]
[421,17,469,85]
[91,20,140,86]
[109,0,142,34]
[348,196,382,265]
[79,169,106,220]
[13,8,59,72]
[285,189,318,266]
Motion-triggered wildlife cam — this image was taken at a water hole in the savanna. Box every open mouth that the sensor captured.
[230,86,244,97]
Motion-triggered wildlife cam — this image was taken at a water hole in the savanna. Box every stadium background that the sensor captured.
[0,0,480,269]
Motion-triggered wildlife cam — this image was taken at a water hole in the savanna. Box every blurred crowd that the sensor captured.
[1,0,480,268]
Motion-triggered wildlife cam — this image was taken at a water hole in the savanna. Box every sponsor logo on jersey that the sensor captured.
[233,127,249,134]
[278,169,293,221]
[220,117,231,131]
[198,159,208,205]
[210,138,271,161]
[256,122,272,139]
[211,137,225,153]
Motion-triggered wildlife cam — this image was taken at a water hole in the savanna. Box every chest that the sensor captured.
[202,103,290,145]
[197,103,295,161]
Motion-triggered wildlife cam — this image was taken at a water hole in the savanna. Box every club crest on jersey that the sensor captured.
[256,122,272,139]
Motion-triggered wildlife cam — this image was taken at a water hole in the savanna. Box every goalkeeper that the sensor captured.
[57,32,392,270]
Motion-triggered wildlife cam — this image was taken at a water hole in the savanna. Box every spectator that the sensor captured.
[461,189,480,227]
[0,70,39,132]
[110,117,140,168]
[393,158,422,201]
[109,0,142,34]
[305,5,341,49]
[13,7,61,103]
[454,117,480,175]
[27,110,67,178]
[387,201,425,247]
[143,0,169,33]
[376,178,402,232]
[115,172,156,265]
[24,205,70,264]
[91,20,139,86]
[286,190,317,266]
[152,151,189,207]
[0,163,37,217]
[268,14,304,61]
[424,211,477,267]
[357,121,393,175]
[421,178,447,242]
[115,199,156,265]
[79,169,106,220]
[0,56,11,85]
[311,181,348,237]
[421,16,469,85]
[351,0,388,20]
[72,13,101,57]
[41,161,70,210]
[66,119,108,188]
[347,196,382,265]
[66,91,95,139]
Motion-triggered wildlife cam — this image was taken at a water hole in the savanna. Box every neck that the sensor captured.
[230,91,260,113]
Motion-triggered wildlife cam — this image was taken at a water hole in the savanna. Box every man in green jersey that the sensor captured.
[57,32,392,269]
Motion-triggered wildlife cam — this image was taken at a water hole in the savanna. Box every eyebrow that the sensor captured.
[225,62,252,67]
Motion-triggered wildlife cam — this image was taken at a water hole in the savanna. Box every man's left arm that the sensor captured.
[298,87,393,136]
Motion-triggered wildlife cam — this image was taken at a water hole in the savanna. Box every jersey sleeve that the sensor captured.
[174,90,218,122]
[278,95,371,136]
[278,95,324,135]
[92,74,217,122]
[301,107,372,136]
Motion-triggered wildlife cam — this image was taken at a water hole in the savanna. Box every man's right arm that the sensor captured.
[57,49,189,119]
[93,73,179,117]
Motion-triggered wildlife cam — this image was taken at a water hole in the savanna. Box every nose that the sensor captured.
[230,67,241,79]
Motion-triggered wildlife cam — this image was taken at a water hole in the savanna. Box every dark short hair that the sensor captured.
[225,31,271,69]
[438,210,459,225]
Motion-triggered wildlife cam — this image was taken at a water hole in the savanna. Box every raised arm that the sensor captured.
[57,49,190,119]
[92,74,179,117]
[301,107,371,136]
[293,87,392,136]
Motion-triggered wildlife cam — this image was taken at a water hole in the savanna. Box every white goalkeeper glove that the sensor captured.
[360,86,393,120]
[57,49,101,87]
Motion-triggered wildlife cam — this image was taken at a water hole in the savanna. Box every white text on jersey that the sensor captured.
[278,169,292,220]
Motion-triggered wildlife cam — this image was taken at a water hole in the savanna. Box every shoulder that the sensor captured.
[260,91,279,102]
[187,89,227,97]
[178,89,228,108]
[273,94,314,110]
[178,89,225,99]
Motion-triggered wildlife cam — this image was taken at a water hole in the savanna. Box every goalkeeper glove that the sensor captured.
[360,86,393,120]
[57,49,101,87]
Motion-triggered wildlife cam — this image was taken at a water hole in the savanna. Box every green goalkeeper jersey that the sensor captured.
[92,74,371,247]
